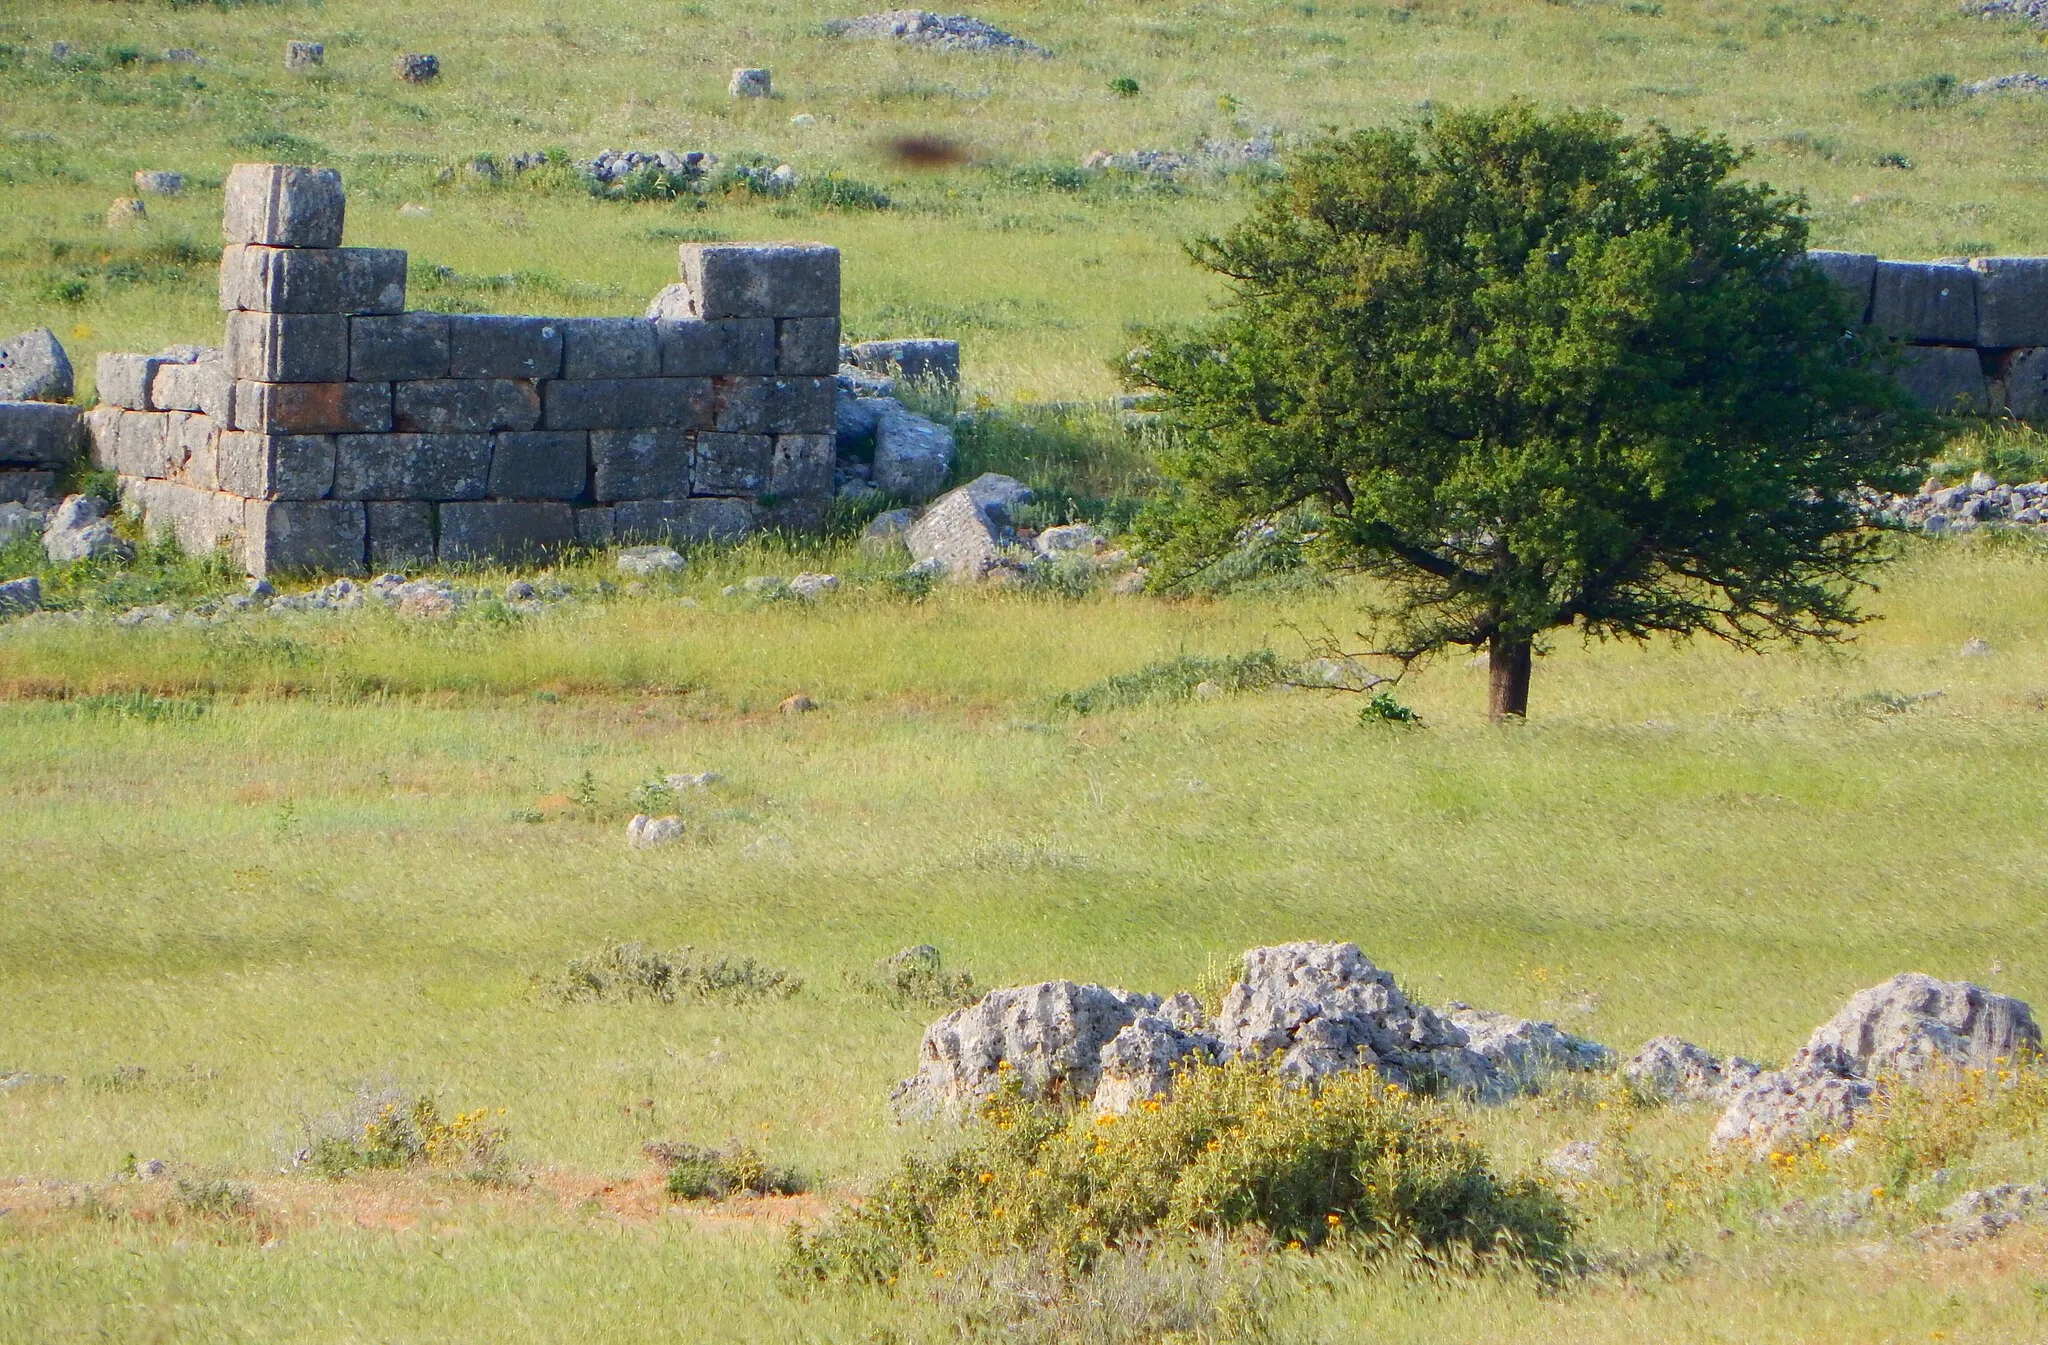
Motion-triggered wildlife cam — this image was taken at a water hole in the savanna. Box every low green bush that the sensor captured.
[548,940,803,1005]
[786,1058,1572,1284]
[649,1140,806,1200]
[1055,650,1283,714]
[309,1095,510,1178]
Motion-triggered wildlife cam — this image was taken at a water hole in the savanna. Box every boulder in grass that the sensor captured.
[106,198,147,230]
[626,815,683,849]
[729,67,772,97]
[394,53,439,83]
[133,170,183,197]
[1441,1003,1614,1091]
[870,401,954,499]
[1623,1035,1761,1104]
[893,980,1161,1118]
[42,494,131,564]
[1092,1009,1223,1114]
[285,40,323,71]
[616,544,685,577]
[0,328,73,404]
[0,575,40,615]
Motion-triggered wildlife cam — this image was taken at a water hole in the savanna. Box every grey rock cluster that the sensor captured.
[393,53,439,83]
[587,149,714,185]
[1711,972,2041,1156]
[1962,71,2048,95]
[627,814,684,849]
[85,165,841,575]
[617,544,686,576]
[729,67,772,98]
[1623,1035,1761,1104]
[827,11,1051,55]
[42,494,131,563]
[1938,1181,2048,1243]
[1081,138,1278,179]
[284,40,323,71]
[1964,0,2048,25]
[894,941,1617,1118]
[1855,472,2048,532]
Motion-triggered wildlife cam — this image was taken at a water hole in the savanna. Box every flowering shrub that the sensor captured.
[311,1096,510,1178]
[786,1057,1570,1284]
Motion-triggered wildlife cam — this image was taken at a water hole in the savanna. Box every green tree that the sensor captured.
[1130,103,1928,719]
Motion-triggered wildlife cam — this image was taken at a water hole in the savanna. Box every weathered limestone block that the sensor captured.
[1896,346,1990,414]
[1441,1003,1614,1092]
[849,337,960,385]
[0,471,58,505]
[1092,1011,1224,1115]
[366,500,434,568]
[1623,1036,1761,1105]
[2003,347,2048,423]
[1802,972,2040,1078]
[489,431,587,499]
[1872,261,1977,345]
[150,352,234,421]
[393,379,541,434]
[350,313,450,380]
[97,352,168,409]
[0,402,82,467]
[217,431,337,500]
[233,381,392,434]
[1802,251,1878,325]
[560,318,659,378]
[447,315,563,379]
[227,311,349,382]
[769,433,834,498]
[219,245,407,314]
[42,494,131,563]
[1970,257,2048,349]
[777,317,841,376]
[904,485,1003,580]
[691,432,771,494]
[768,376,835,434]
[334,432,490,500]
[543,379,711,431]
[245,499,365,575]
[127,478,239,556]
[438,501,574,563]
[613,496,753,544]
[713,377,770,433]
[574,506,615,545]
[891,981,1161,1117]
[591,427,692,501]
[222,163,345,248]
[108,409,175,478]
[872,402,954,498]
[651,316,776,377]
[0,327,74,402]
[678,244,839,319]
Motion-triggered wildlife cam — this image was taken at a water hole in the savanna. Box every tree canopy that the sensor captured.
[1130,102,1930,718]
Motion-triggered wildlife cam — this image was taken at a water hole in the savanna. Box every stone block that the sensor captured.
[438,501,575,564]
[150,353,234,421]
[769,433,834,498]
[172,412,219,490]
[678,244,839,319]
[778,317,841,376]
[244,499,366,576]
[2003,347,2048,423]
[1872,262,1977,345]
[872,402,955,498]
[233,381,392,434]
[489,430,588,500]
[542,378,712,430]
[367,500,435,568]
[692,432,772,494]
[334,432,491,500]
[757,495,828,533]
[111,409,175,478]
[574,506,615,546]
[350,313,450,381]
[0,401,82,467]
[82,405,121,469]
[394,379,541,433]
[222,163,346,248]
[1970,257,2048,349]
[0,327,74,403]
[713,377,769,433]
[1896,345,1989,415]
[560,317,659,378]
[218,431,337,499]
[0,470,58,504]
[849,337,959,385]
[768,376,836,434]
[613,496,754,545]
[227,311,350,382]
[130,479,238,556]
[96,352,164,409]
[591,427,692,501]
[1802,252,1877,325]
[653,317,776,377]
[447,315,563,378]
[219,245,407,315]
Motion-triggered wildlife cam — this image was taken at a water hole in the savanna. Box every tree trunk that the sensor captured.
[1487,632,1532,722]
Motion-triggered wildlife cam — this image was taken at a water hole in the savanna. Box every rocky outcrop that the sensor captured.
[1091,1010,1223,1114]
[1712,973,2040,1156]
[42,494,131,563]
[826,11,1051,55]
[1937,1181,2048,1243]
[1442,1003,1614,1090]
[1623,1036,1761,1104]
[1214,942,1499,1095]
[892,980,1160,1117]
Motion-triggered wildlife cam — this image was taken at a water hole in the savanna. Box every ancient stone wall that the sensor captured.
[84,163,838,576]
[1806,250,2048,420]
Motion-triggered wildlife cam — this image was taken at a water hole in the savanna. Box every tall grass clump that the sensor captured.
[786,1058,1571,1284]
[547,940,803,1005]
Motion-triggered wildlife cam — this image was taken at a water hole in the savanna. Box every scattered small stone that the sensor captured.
[1193,680,1222,700]
[739,575,786,595]
[1109,569,1148,595]
[1544,1141,1602,1178]
[617,545,686,577]
[163,48,199,64]
[0,575,41,615]
[1082,148,1188,178]
[106,198,147,230]
[1960,636,1992,656]
[1036,522,1104,555]
[1856,476,2048,532]
[135,1157,169,1180]
[664,771,722,790]
[394,53,439,83]
[790,113,817,126]
[247,578,274,598]
[504,580,536,601]
[778,693,816,714]
[114,603,179,628]
[788,572,838,599]
[48,42,69,61]
[132,170,183,197]
[0,327,72,403]
[585,148,712,186]
[827,10,1051,55]
[43,495,131,564]
[285,40,324,71]
[626,814,684,849]
[1938,1181,2048,1243]
[1442,1003,1615,1090]
[397,202,432,217]
[730,67,772,97]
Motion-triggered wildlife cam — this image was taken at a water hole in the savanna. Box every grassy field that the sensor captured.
[8,0,2048,1338]
[3,533,2048,1340]
[4,0,2048,399]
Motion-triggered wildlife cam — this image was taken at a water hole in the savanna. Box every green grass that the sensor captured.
[3,538,2048,1338]
[5,0,2048,400]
